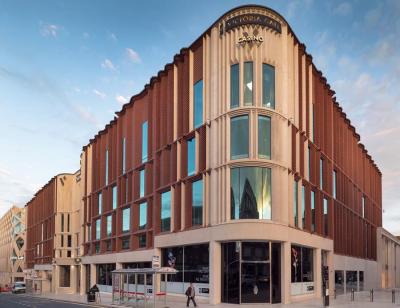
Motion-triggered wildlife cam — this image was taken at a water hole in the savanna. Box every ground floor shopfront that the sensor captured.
[80,222,336,304]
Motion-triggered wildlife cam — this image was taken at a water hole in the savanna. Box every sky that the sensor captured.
[0,0,399,233]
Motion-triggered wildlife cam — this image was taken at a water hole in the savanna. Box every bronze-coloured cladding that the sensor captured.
[223,13,282,34]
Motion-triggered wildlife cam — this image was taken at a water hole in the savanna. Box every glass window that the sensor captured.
[96,263,115,286]
[243,62,253,105]
[301,186,305,228]
[294,181,298,227]
[59,265,70,287]
[231,167,272,220]
[194,80,203,128]
[192,179,203,226]
[142,121,148,163]
[161,191,171,232]
[140,169,145,198]
[335,271,344,295]
[138,234,146,248]
[291,245,314,283]
[122,207,130,233]
[230,64,239,108]
[121,237,130,250]
[324,198,328,236]
[187,138,196,176]
[230,115,249,159]
[333,170,337,199]
[184,244,209,283]
[258,115,271,159]
[105,149,109,185]
[106,215,112,237]
[346,271,357,291]
[311,191,315,232]
[95,218,101,240]
[262,64,275,108]
[320,158,324,190]
[139,202,147,230]
[122,137,126,174]
[242,242,269,261]
[362,196,365,218]
[98,192,102,215]
[112,186,117,210]
[95,242,100,254]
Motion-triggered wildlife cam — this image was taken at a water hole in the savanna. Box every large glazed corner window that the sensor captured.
[161,190,171,232]
[105,149,109,185]
[258,115,271,159]
[192,179,203,226]
[230,64,239,108]
[139,202,147,230]
[122,137,126,174]
[187,138,196,176]
[98,192,102,215]
[106,215,112,237]
[291,245,314,283]
[262,64,275,109]
[95,218,101,240]
[112,186,117,210]
[243,62,253,105]
[141,121,148,163]
[193,80,203,128]
[140,169,145,198]
[230,167,272,220]
[122,207,130,233]
[230,115,249,160]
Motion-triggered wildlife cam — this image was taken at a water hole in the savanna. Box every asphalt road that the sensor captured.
[0,293,97,308]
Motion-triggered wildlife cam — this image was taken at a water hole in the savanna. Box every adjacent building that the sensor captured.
[25,171,82,294]
[0,206,25,287]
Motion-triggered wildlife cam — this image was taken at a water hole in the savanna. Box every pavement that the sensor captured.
[2,290,400,307]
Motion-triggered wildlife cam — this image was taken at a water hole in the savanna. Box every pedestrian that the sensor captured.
[185,282,197,307]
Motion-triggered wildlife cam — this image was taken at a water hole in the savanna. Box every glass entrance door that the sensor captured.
[241,262,270,303]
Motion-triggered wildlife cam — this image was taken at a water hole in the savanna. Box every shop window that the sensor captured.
[262,64,275,108]
[230,64,239,108]
[184,244,209,283]
[258,115,271,159]
[59,265,71,287]
[359,271,364,291]
[335,270,344,295]
[193,80,203,128]
[97,263,116,286]
[346,271,357,291]
[291,245,314,283]
[123,262,152,284]
[161,190,171,232]
[231,167,271,220]
[242,242,269,261]
[192,179,203,226]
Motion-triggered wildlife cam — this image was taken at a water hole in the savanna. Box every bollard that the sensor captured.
[370,289,374,302]
[351,288,354,301]
[392,289,395,303]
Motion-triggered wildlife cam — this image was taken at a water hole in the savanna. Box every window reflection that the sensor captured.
[231,167,272,220]
[231,64,239,108]
[244,62,253,105]
[231,115,249,160]
[161,190,171,232]
[192,179,203,226]
[139,202,147,230]
[194,80,203,128]
[262,64,275,108]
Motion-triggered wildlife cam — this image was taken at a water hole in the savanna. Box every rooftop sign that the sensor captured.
[222,13,282,34]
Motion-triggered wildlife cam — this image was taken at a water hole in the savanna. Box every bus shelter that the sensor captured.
[111,267,178,307]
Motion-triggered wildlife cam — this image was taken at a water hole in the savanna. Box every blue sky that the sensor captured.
[1,0,399,233]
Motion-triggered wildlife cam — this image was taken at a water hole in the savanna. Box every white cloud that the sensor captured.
[333,2,352,16]
[93,89,106,99]
[71,104,102,129]
[101,59,117,71]
[115,95,128,105]
[109,32,118,41]
[40,23,59,37]
[126,48,141,63]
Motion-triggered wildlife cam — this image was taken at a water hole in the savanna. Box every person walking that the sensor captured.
[185,282,197,307]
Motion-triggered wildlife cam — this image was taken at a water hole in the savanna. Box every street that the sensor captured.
[0,293,96,308]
